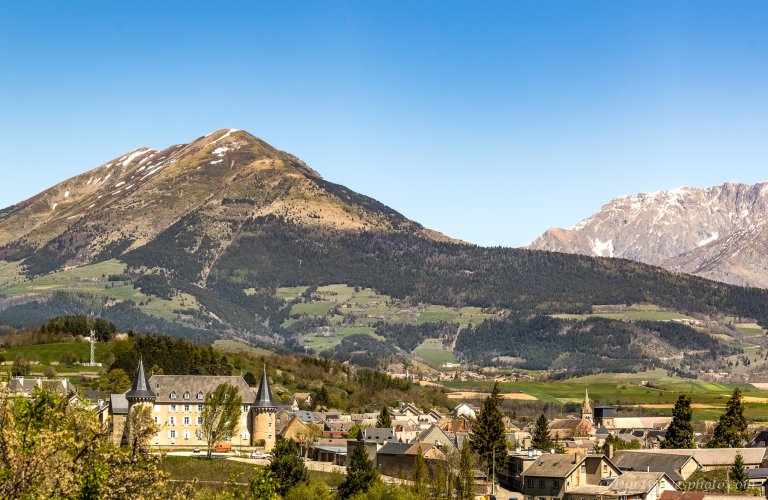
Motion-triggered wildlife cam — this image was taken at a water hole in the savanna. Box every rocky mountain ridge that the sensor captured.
[0,129,456,275]
[527,181,768,287]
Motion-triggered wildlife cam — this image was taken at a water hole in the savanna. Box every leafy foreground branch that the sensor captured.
[0,387,197,500]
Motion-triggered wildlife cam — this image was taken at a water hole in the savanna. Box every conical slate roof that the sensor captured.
[125,357,156,399]
[253,366,277,408]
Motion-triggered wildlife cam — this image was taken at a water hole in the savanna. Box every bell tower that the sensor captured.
[251,366,278,451]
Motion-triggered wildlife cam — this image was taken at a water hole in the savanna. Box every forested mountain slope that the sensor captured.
[2,131,768,374]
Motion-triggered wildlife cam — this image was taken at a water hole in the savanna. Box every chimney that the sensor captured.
[607,443,614,460]
[647,465,650,473]
[574,452,581,464]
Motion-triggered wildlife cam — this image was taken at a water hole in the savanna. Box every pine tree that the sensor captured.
[662,395,695,449]
[730,452,749,492]
[708,388,749,448]
[431,462,447,500]
[468,382,508,473]
[455,441,475,500]
[532,413,552,450]
[411,445,429,500]
[338,444,379,499]
[267,438,309,495]
[377,404,392,428]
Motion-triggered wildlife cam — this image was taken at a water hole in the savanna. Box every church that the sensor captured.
[110,358,279,451]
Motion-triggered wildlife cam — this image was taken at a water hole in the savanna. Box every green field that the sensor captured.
[412,339,458,365]
[290,301,336,316]
[212,340,274,358]
[436,379,762,405]
[303,326,381,352]
[2,342,110,365]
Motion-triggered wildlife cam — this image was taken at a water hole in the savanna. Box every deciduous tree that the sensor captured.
[200,383,243,458]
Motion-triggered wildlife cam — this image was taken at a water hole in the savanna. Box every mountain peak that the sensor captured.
[0,128,453,275]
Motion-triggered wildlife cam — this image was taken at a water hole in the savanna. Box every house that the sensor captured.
[324,420,356,438]
[566,472,679,500]
[277,416,312,455]
[659,492,756,500]
[451,402,479,419]
[617,448,768,470]
[376,442,446,480]
[359,427,395,443]
[498,449,540,491]
[747,431,768,448]
[293,392,312,406]
[746,469,768,497]
[411,423,456,450]
[520,452,622,500]
[611,450,701,482]
[9,376,76,396]
[442,419,471,434]
[548,419,596,439]
[400,403,422,417]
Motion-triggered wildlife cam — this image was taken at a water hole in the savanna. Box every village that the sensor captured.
[5,361,767,499]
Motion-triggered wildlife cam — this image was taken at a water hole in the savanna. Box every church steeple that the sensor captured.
[581,389,593,422]
[125,357,156,402]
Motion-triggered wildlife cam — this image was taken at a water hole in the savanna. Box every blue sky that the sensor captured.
[2,1,768,247]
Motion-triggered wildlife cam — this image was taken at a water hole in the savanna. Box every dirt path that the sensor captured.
[750,383,768,390]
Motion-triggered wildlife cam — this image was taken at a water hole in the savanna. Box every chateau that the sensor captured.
[111,358,278,450]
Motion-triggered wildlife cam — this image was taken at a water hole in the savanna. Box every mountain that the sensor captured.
[3,132,768,375]
[659,217,768,288]
[526,182,768,286]
[0,129,455,267]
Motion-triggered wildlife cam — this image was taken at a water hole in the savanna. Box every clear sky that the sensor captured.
[2,1,768,247]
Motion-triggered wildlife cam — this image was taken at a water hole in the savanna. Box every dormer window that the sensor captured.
[170,391,177,399]
[183,392,190,400]
[197,392,204,400]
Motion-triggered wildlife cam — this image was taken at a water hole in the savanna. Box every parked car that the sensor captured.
[193,447,200,454]
[250,452,268,459]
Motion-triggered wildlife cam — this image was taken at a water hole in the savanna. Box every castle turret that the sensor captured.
[251,366,278,451]
[125,357,157,407]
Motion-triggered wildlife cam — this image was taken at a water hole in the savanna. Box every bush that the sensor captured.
[60,350,77,366]
[43,366,57,378]
[255,439,266,447]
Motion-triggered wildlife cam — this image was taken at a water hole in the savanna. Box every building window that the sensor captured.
[539,480,545,488]
[268,413,272,419]
[268,435,272,440]
[660,480,665,488]
[183,392,190,400]
[183,405,190,413]
[169,417,176,426]
[169,430,177,439]
[197,392,204,400]
[170,391,176,399]
[268,422,272,429]
[183,417,190,426]
[528,479,534,488]
[196,430,203,440]
[197,405,203,413]
[153,404,160,412]
[184,430,190,440]
[242,430,248,440]
[242,405,247,413]
[197,417,203,425]
[169,405,177,413]
[553,480,559,489]
[581,465,586,473]
[154,416,159,424]
[603,465,607,474]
